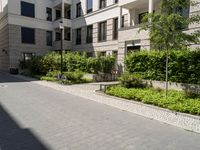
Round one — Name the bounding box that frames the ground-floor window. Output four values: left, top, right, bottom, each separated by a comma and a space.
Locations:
23, 52, 35, 62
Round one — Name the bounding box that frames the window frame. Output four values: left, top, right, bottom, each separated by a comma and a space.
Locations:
21, 1, 35, 18
21, 27, 35, 44
86, 25, 93, 43
87, 0, 93, 14
76, 28, 82, 45
98, 21, 107, 42
113, 17, 118, 40
46, 31, 53, 46
46, 7, 52, 21
99, 0, 106, 9
76, 2, 82, 18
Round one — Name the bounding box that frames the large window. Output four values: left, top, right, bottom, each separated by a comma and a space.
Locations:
21, 1, 35, 18
99, 0, 106, 9
56, 32, 61, 41
46, 7, 52, 21
55, 10, 61, 20
113, 18, 118, 40
46, 31, 53, 46
64, 28, 71, 41
87, 0, 93, 13
76, 2, 82, 18
76, 28, 82, 45
98, 21, 107, 42
21, 27, 35, 44
176, 7, 190, 29
86, 25, 93, 43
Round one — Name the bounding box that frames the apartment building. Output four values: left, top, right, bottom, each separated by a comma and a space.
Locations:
0, 0, 199, 71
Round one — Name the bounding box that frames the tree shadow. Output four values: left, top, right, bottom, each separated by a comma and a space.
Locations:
0, 104, 51, 150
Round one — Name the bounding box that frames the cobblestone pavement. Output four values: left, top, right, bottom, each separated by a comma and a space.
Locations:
0, 72, 200, 150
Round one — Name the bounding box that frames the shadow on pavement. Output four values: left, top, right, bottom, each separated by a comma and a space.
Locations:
0, 72, 37, 83
0, 104, 50, 150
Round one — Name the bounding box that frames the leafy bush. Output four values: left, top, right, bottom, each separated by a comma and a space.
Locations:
125, 50, 200, 84
63, 71, 84, 82
24, 52, 116, 75
87, 56, 116, 74
46, 70, 60, 78
106, 86, 200, 115
119, 72, 145, 88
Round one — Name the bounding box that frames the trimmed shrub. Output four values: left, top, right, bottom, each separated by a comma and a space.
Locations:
125, 50, 200, 84
24, 52, 116, 75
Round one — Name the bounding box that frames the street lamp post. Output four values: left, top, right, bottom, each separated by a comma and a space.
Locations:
59, 21, 64, 77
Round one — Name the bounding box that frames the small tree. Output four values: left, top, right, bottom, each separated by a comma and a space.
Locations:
140, 0, 200, 97
141, 0, 200, 50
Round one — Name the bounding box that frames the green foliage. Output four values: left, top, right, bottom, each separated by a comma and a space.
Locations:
40, 76, 59, 82
106, 86, 200, 115
119, 72, 145, 88
46, 70, 60, 78
25, 52, 116, 75
125, 50, 200, 84
63, 71, 84, 82
140, 0, 200, 50
87, 56, 116, 74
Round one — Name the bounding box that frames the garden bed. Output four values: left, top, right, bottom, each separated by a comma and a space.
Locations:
106, 86, 200, 116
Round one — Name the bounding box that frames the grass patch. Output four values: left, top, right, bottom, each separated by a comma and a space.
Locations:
106, 86, 200, 115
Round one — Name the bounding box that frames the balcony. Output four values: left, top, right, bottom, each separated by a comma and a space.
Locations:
53, 0, 71, 7
53, 18, 71, 28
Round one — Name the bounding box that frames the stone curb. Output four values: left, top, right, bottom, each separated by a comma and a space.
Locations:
13, 74, 200, 134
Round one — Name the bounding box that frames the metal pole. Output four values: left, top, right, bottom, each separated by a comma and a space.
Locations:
61, 28, 63, 76
165, 47, 169, 98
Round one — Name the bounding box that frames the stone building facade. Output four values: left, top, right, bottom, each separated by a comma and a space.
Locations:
0, 0, 199, 71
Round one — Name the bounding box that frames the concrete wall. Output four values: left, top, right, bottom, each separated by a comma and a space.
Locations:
8, 24, 52, 68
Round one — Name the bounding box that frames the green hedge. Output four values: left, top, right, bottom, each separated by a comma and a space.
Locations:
24, 52, 116, 75
106, 86, 200, 115
125, 50, 200, 84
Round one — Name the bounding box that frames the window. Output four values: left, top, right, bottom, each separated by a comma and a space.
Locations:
46, 7, 52, 21
175, 7, 190, 29
87, 52, 93, 57
64, 28, 71, 41
121, 16, 125, 27
113, 18, 118, 40
65, 6, 71, 19
100, 51, 106, 56
138, 12, 148, 24
76, 28, 82, 45
114, 0, 118, 4
46, 31, 53, 46
98, 21, 107, 42
113, 51, 118, 58
76, 2, 81, 18
55, 10, 61, 20
56, 32, 61, 41
87, 0, 93, 13
86, 25, 93, 43
21, 27, 35, 44
23, 52, 35, 62
21, 1, 35, 18
99, 0, 106, 9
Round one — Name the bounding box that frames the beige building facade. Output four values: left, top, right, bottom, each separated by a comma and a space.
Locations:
0, 0, 200, 71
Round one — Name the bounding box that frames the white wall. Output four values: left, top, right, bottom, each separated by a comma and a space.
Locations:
0, 0, 8, 19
